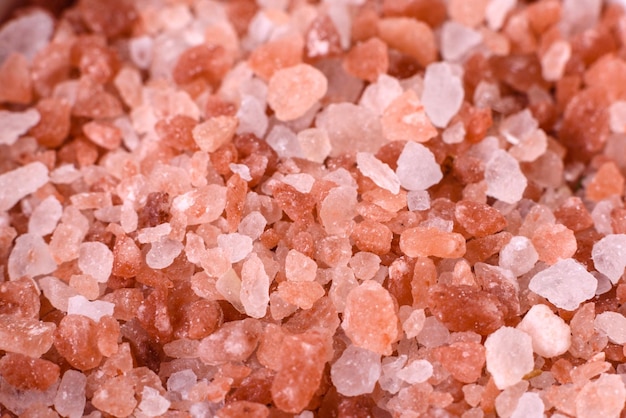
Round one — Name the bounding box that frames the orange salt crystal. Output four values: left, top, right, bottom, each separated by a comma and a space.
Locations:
388, 256, 416, 306
283, 296, 340, 335
351, 220, 393, 255
452, 153, 485, 184
531, 223, 577, 265
454, 200, 507, 238
351, 8, 379, 42
101, 288, 143, 321
137, 288, 173, 342
342, 281, 398, 355
29, 98, 71, 148
448, 0, 489, 27
382, 0, 447, 28
205, 95, 237, 118
381, 90, 438, 143
584, 55, 626, 101
343, 37, 389, 82
31, 42, 71, 97
554, 196, 594, 232
82, 120, 122, 150
79, 0, 137, 38
225, 173, 248, 232
267, 64, 328, 122
400, 226, 466, 258
248, 35, 303, 81
526, 0, 561, 35
71, 35, 119, 84
197, 319, 262, 365
91, 375, 137, 418
316, 235, 352, 268
272, 182, 316, 224
173, 44, 232, 87
561, 87, 610, 159
112, 235, 142, 278
611, 207, 626, 234
0, 352, 59, 391
192, 116, 237, 154
377, 17, 437, 68
226, 0, 259, 36
155, 115, 198, 151
277, 281, 325, 310
457, 103, 493, 143
174, 299, 223, 340
0, 314, 55, 358
0, 53, 32, 104
433, 341, 486, 383
489, 53, 547, 93
216, 401, 270, 418
73, 77, 123, 119
54, 314, 102, 370
97, 315, 120, 357
411, 256, 438, 308
586, 161, 625, 202
0, 277, 40, 318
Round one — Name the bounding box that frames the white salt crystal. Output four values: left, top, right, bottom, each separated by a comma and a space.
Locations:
499, 109, 538, 145
138, 386, 171, 417
138, 223, 172, 243
54, 370, 86, 418
595, 311, 626, 344
129, 35, 154, 69
297, 128, 332, 163
50, 164, 82, 184
422, 62, 464, 128
240, 253, 270, 319
282, 173, 315, 194
402, 308, 426, 339
295, 412, 314, 418
485, 150, 527, 204
167, 369, 197, 399
39, 275, 79, 312
236, 95, 268, 138
417, 316, 450, 348
609, 101, 626, 133
407, 190, 431, 211
217, 233, 254, 263
379, 355, 407, 394
229, 163, 252, 181
0, 109, 40, 145
499, 236, 539, 277
67, 295, 114, 322
594, 272, 613, 295
0, 162, 49, 211
146, 238, 184, 269
78, 242, 113, 283
591, 234, 626, 284
442, 121, 466, 144
356, 152, 401, 194
486, 0, 516, 31
440, 21, 483, 62
330, 345, 381, 396
238, 211, 267, 240
541, 40, 571, 82
591, 198, 619, 235
528, 259, 597, 311
0, 10, 54, 62
397, 360, 433, 384
517, 304, 571, 357
285, 249, 317, 282
359, 74, 404, 116
510, 392, 544, 418
485, 327, 534, 389
266, 125, 302, 159
396, 142, 443, 191
28, 196, 62, 236
8, 233, 56, 280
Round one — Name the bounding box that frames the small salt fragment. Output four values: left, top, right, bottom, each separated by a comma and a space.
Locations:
484, 150, 527, 204
146, 238, 184, 269
286, 250, 317, 282
381, 90, 437, 143
265, 124, 302, 159
216, 269, 244, 312
485, 326, 534, 389
238, 211, 267, 240
229, 164, 252, 181
82, 121, 122, 150
129, 35, 153, 70
167, 369, 197, 399
486, 0, 516, 31
517, 304, 571, 357
282, 173, 315, 194
591, 198, 619, 235
8, 233, 56, 280
138, 386, 171, 417
320, 186, 358, 235
240, 253, 270, 319
510, 392, 544, 418
0, 109, 40, 145
417, 316, 450, 348
67, 295, 114, 322
440, 21, 483, 62
422, 62, 464, 128
54, 370, 86, 418
402, 308, 426, 339
575, 374, 626, 418
296, 128, 331, 163
267, 64, 327, 121
396, 142, 443, 191
397, 360, 434, 384
499, 109, 538, 145
528, 259, 597, 311
0, 10, 54, 62
39, 276, 78, 312
379, 355, 407, 394
591, 234, 626, 284
359, 74, 404, 116
331, 345, 381, 396
217, 233, 254, 263
50, 164, 81, 184
356, 152, 401, 194
236, 95, 268, 138
541, 40, 571, 82
138, 224, 172, 243
0, 162, 49, 211
407, 190, 431, 211
0, 314, 55, 358
193, 116, 237, 153
595, 312, 626, 344
78, 242, 113, 283
442, 121, 466, 144
499, 236, 539, 276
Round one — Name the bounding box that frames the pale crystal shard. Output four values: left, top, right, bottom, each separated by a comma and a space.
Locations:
485, 326, 534, 389
498, 236, 539, 276
379, 355, 407, 394
594, 312, 626, 344
442, 121, 466, 144
320, 186, 357, 235
267, 64, 327, 121
381, 90, 437, 143
192, 116, 237, 153
440, 21, 482, 62
240, 253, 270, 319
407, 190, 431, 211
0, 314, 55, 358
356, 152, 401, 194
54, 370, 87, 418
8, 233, 57, 280
146, 238, 184, 269
296, 128, 332, 163
528, 259, 597, 311
217, 233, 253, 263
330, 345, 381, 396
560, 0, 602, 36
39, 275, 78, 312
499, 109, 538, 145
421, 62, 464, 128
541, 40, 571, 82
67, 295, 114, 322
0, 162, 49, 211
285, 249, 317, 282
486, 0, 516, 31
396, 142, 443, 191
28, 195, 63, 236
591, 234, 626, 284
359, 74, 404, 116
510, 392, 544, 418
575, 374, 626, 418
138, 386, 171, 417
396, 360, 434, 384
485, 150, 527, 203
517, 304, 571, 357
238, 211, 267, 240
0, 109, 40, 145
236, 95, 268, 138
0, 10, 54, 62
266, 124, 302, 159
78, 242, 113, 283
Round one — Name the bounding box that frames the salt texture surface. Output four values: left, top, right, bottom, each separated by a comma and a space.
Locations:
54, 370, 87, 418
67, 295, 114, 322
78, 242, 114, 283
440, 21, 482, 62
499, 236, 539, 276
240, 253, 270, 319
594, 311, 626, 344
356, 152, 401, 194
421, 62, 464, 128
484, 150, 527, 203
396, 142, 443, 191
510, 392, 545, 418
591, 234, 626, 284
330, 345, 381, 396
8, 233, 57, 280
485, 326, 534, 389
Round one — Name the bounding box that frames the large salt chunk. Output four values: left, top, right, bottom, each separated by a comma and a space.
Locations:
440, 21, 482, 62
595, 311, 626, 344
39, 276, 78, 312
575, 373, 626, 418
499, 236, 539, 277
266, 124, 302, 159
484, 150, 527, 203
517, 304, 571, 357
78, 242, 113, 283
0, 109, 40, 145
510, 392, 545, 418
138, 386, 171, 417
217, 233, 253, 263
421, 62, 464, 128
240, 253, 270, 319
28, 195, 63, 236
330, 345, 381, 396
236, 95, 268, 138
8, 233, 56, 280
528, 259, 597, 311
356, 152, 401, 194
267, 64, 327, 121
485, 327, 534, 389
0, 10, 54, 62
396, 142, 443, 191
146, 238, 184, 269
54, 370, 86, 418
67, 295, 114, 322
285, 249, 317, 282
0, 162, 49, 211
0, 314, 55, 358
591, 234, 626, 284
320, 186, 357, 236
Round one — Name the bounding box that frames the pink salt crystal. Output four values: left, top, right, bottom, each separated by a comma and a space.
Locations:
331, 345, 381, 396
0, 10, 54, 62
277, 281, 325, 310
434, 341, 486, 383
377, 17, 436, 68
422, 62, 464, 128
171, 184, 227, 226
592, 234, 626, 284
485, 326, 534, 389
265, 125, 302, 159
609, 101, 626, 133
510, 392, 544, 418
0, 352, 59, 391
67, 295, 114, 322
138, 386, 171, 417
499, 236, 539, 276
0, 53, 32, 104
238, 211, 267, 240
343, 37, 388, 82
217, 233, 253, 263
319, 186, 358, 235
575, 373, 626, 418
7, 233, 56, 280
442, 121, 466, 144
397, 359, 433, 384
54, 314, 101, 371
0, 109, 40, 146
82, 120, 122, 150
441, 21, 483, 62
495, 381, 529, 418
586, 162, 625, 202
39, 276, 78, 312
486, 0, 516, 30
285, 249, 317, 282
416, 315, 451, 348
54, 370, 86, 418
484, 150, 527, 203
0, 314, 55, 358
528, 259, 597, 311
0, 161, 49, 211
381, 90, 438, 143
267, 64, 327, 122
197, 319, 262, 365
296, 128, 332, 163
114, 66, 143, 108
531, 223, 577, 265
356, 152, 401, 194
541, 40, 571, 82
78, 242, 113, 283
92, 375, 137, 418
359, 74, 403, 116
28, 196, 62, 236
517, 304, 571, 357
192, 116, 238, 153
236, 95, 268, 138
146, 238, 184, 269
402, 308, 426, 339
349, 252, 381, 281
240, 253, 270, 318
400, 226, 466, 258
594, 312, 626, 344
342, 280, 398, 355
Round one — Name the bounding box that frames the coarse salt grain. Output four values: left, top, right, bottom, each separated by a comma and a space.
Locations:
594, 311, 626, 344
0, 108, 40, 145
267, 64, 327, 121
330, 345, 381, 397
517, 304, 571, 357
356, 152, 401, 194
421, 62, 464, 128
78, 242, 113, 283
0, 162, 49, 212
484, 150, 527, 204
591, 234, 626, 284
485, 326, 534, 389
396, 142, 443, 191
67, 295, 114, 322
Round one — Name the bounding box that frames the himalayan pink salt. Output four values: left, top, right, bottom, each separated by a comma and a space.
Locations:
396, 142, 442, 191
0, 315, 54, 358
39, 275, 79, 312
92, 375, 137, 418
78, 242, 113, 283
331, 345, 381, 396
54, 370, 87, 418
112, 235, 142, 278
192, 116, 238, 153
0, 352, 59, 391
554, 196, 594, 232
0, 278, 40, 318
285, 249, 317, 282
541, 40, 571, 82
171, 184, 227, 225
517, 304, 571, 357
343, 37, 388, 82
401, 307, 426, 339
575, 373, 626, 418
455, 200, 507, 238
30, 98, 72, 148
328, 267, 359, 313
248, 35, 303, 81
236, 95, 268, 138
441, 21, 483, 62
531, 223, 577, 265
240, 253, 270, 318
498, 236, 539, 276
400, 226, 466, 258
296, 128, 332, 163
277, 281, 325, 310
529, 259, 597, 311
357, 152, 400, 194
305, 13, 343, 58
351, 220, 392, 256
238, 211, 267, 241
82, 120, 122, 150
146, 238, 184, 269
422, 62, 464, 128
138, 386, 171, 417
381, 90, 437, 143
0, 53, 32, 104
396, 360, 433, 384
586, 161, 625, 202
198, 319, 262, 365
485, 326, 534, 389
216, 401, 269, 418
54, 314, 102, 371
67, 295, 114, 322
359, 74, 403, 116
267, 64, 327, 121
416, 315, 450, 348
7, 233, 57, 280
485, 150, 527, 203
319, 186, 358, 235
0, 162, 49, 211
433, 341, 486, 383
0, 10, 53, 62
349, 252, 381, 281
217, 233, 253, 263
342, 281, 398, 355
594, 312, 626, 344
0, 108, 40, 146
377, 17, 436, 67
485, 0, 516, 30
592, 234, 626, 284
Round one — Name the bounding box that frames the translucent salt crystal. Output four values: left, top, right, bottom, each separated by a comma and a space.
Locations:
359, 74, 403, 116
138, 386, 171, 417
229, 163, 252, 181
417, 316, 450, 348
236, 95, 268, 138
0, 314, 55, 358
541, 40, 571, 82
120, 201, 138, 233
146, 238, 184, 269
320, 186, 358, 235
67, 295, 114, 322
591, 234, 626, 284
356, 152, 401, 194
50, 164, 81, 184
510, 392, 544, 418
215, 269, 244, 312
0, 162, 49, 211
379, 355, 407, 394
397, 360, 433, 384
381, 90, 437, 143
8, 233, 56, 280
499, 236, 539, 277
193, 116, 238, 153
266, 124, 302, 158
267, 64, 327, 121
78, 242, 113, 283
349, 252, 381, 281
331, 345, 381, 396
39, 276, 78, 312
609, 101, 626, 133
560, 0, 602, 36
282, 173, 315, 194
422, 62, 464, 128
517, 304, 571, 357
402, 308, 426, 339
442, 121, 466, 144
440, 21, 482, 62
217, 233, 253, 263
591, 198, 618, 235
485, 150, 527, 204
0, 10, 54, 62
54, 370, 86, 418
594, 312, 626, 344
167, 369, 197, 399
0, 109, 40, 145
297, 128, 332, 163
486, 0, 516, 31
485, 326, 534, 389
575, 374, 626, 418
499, 109, 538, 145
407, 190, 431, 211
137, 223, 172, 243
238, 211, 267, 240
396, 142, 443, 191
528, 259, 597, 311
285, 250, 317, 282
240, 253, 270, 319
